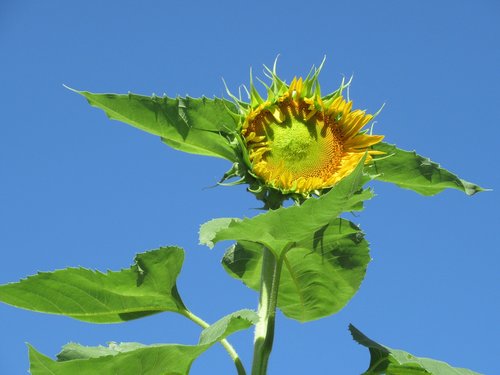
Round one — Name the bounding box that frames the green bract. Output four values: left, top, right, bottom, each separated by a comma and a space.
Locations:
0, 61, 486, 375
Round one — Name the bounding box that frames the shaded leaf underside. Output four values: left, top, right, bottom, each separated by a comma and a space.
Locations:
223, 218, 370, 322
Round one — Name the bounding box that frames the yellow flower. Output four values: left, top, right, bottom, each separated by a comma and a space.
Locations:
239, 66, 384, 195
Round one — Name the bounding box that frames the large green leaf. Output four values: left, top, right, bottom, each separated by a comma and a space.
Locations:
349, 324, 482, 375
200, 155, 373, 257
223, 219, 370, 322
73, 89, 239, 161
0, 247, 186, 323
368, 143, 484, 196
29, 309, 258, 375
29, 343, 204, 375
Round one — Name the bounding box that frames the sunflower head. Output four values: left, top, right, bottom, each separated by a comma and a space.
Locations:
226, 60, 384, 206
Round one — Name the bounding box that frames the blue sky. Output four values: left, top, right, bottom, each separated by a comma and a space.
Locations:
1, 0, 498, 374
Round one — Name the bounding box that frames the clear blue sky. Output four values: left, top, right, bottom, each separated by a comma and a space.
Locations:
1, 1, 498, 374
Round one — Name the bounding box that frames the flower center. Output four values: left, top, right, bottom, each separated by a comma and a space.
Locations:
271, 117, 313, 162
265, 105, 343, 180
243, 98, 348, 193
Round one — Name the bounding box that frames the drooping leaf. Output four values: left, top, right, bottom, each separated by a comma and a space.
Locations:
72, 89, 239, 161
349, 324, 482, 375
0, 247, 187, 323
368, 143, 484, 196
198, 309, 259, 345
29, 310, 258, 375
223, 219, 370, 322
200, 155, 373, 257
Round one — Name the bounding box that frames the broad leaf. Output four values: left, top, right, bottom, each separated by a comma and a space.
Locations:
0, 247, 186, 323
73, 89, 239, 161
29, 343, 206, 375
29, 310, 258, 375
223, 219, 370, 322
349, 324, 482, 375
368, 143, 484, 196
200, 156, 373, 257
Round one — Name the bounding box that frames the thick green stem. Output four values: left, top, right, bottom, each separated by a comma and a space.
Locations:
181, 309, 247, 375
251, 247, 283, 375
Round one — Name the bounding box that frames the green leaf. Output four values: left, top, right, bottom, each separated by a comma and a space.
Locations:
29, 343, 205, 375
223, 219, 370, 322
200, 155, 373, 257
57, 342, 148, 361
29, 310, 257, 375
72, 89, 239, 161
0, 247, 187, 323
368, 143, 484, 196
349, 324, 482, 375
199, 309, 259, 345
198, 217, 235, 248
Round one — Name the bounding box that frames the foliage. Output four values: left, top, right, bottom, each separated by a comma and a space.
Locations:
29, 309, 257, 375
0, 63, 485, 374
0, 247, 186, 323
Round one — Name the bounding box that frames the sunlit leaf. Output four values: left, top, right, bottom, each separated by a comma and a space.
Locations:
29, 309, 258, 375
368, 143, 484, 196
72, 89, 239, 161
0, 247, 186, 323
223, 219, 370, 322
199, 309, 259, 345
349, 324, 482, 375
57, 342, 148, 361
29, 343, 205, 375
200, 156, 372, 257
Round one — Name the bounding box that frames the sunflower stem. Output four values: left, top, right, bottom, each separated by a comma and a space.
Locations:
251, 247, 283, 375
181, 309, 247, 375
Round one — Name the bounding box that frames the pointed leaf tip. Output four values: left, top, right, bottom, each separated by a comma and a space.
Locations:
350, 324, 482, 375
368, 143, 486, 196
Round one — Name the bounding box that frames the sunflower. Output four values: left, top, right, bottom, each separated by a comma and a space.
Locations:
237, 63, 384, 195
